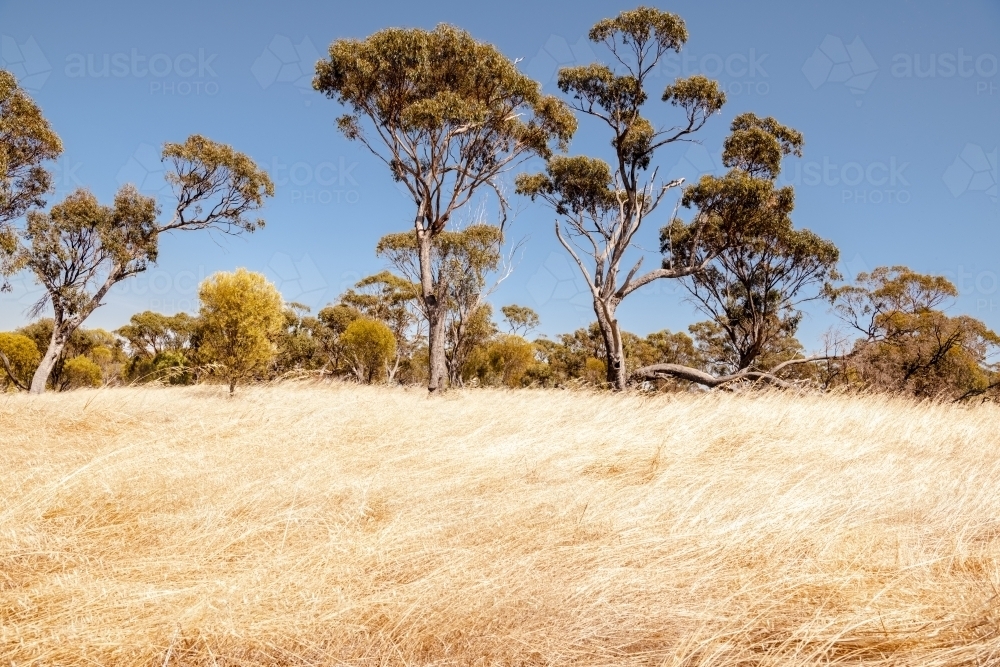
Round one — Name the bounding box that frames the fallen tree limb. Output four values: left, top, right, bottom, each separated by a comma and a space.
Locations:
631, 355, 843, 390
0, 350, 28, 392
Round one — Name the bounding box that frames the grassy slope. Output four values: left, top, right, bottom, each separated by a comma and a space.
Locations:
1, 384, 999, 665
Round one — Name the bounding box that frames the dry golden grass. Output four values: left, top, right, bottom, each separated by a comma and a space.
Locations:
2, 384, 999, 665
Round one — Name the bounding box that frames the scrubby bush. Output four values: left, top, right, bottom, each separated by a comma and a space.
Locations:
340, 318, 396, 384
198, 269, 285, 394
61, 355, 102, 389
0, 332, 41, 390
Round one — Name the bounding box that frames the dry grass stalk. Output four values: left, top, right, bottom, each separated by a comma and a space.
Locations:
2, 384, 999, 665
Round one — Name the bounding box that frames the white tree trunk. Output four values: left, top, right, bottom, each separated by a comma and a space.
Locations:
29, 324, 68, 394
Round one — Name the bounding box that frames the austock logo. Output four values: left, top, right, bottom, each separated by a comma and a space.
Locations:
264, 253, 329, 311
943, 144, 998, 204
115, 144, 172, 198
665, 144, 718, 184
802, 35, 878, 106
0, 35, 51, 91
524, 35, 597, 89
111, 265, 207, 313
252, 35, 321, 99
526, 252, 591, 312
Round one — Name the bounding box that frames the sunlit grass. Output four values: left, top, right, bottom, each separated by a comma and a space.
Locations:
2, 383, 999, 665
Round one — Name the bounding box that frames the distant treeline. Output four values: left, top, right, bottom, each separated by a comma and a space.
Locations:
3, 263, 997, 401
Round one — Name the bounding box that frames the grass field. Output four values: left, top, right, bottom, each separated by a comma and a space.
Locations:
2, 384, 999, 665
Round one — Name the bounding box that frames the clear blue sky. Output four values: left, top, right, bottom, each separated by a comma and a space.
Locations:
1, 0, 998, 350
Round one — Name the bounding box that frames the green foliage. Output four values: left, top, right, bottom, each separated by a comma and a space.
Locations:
0, 332, 40, 390
340, 271, 419, 343
315, 23, 576, 390
61, 355, 102, 389
340, 318, 397, 384
127, 350, 193, 385
466, 334, 536, 388
23, 187, 160, 312
318, 303, 361, 335
0, 68, 63, 275
160, 135, 275, 233
722, 112, 804, 179
314, 23, 575, 168
667, 221, 839, 372
828, 267, 1000, 399
117, 311, 196, 357
515, 6, 731, 390
377, 225, 504, 386
588, 6, 687, 52
14, 320, 122, 390
198, 269, 285, 393
500, 305, 539, 336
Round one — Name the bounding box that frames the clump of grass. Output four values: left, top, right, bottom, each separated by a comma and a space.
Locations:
2, 384, 999, 665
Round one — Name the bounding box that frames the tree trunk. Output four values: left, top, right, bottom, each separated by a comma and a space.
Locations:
417, 226, 448, 392
29, 322, 70, 394
593, 298, 627, 391
445, 317, 469, 388
427, 307, 448, 391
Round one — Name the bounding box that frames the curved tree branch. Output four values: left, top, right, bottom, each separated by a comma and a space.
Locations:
631, 354, 846, 389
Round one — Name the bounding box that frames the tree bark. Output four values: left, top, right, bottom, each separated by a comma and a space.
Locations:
427, 308, 448, 391
417, 222, 448, 392
29, 319, 71, 394
0, 351, 28, 391
593, 298, 627, 391
631, 356, 841, 390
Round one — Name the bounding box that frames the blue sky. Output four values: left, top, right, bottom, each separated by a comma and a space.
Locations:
1, 0, 998, 350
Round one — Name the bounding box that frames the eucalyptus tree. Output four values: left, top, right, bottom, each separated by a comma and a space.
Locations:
375, 224, 504, 386
0, 69, 62, 383
656, 215, 839, 376
827, 267, 1000, 399
20, 136, 273, 393
313, 24, 576, 391
198, 268, 285, 395
0, 69, 63, 279
632, 114, 838, 389
500, 304, 540, 336
515, 6, 727, 390
340, 271, 421, 380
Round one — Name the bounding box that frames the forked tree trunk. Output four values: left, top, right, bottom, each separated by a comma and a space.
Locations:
593, 298, 627, 391
417, 225, 449, 392
427, 308, 448, 391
